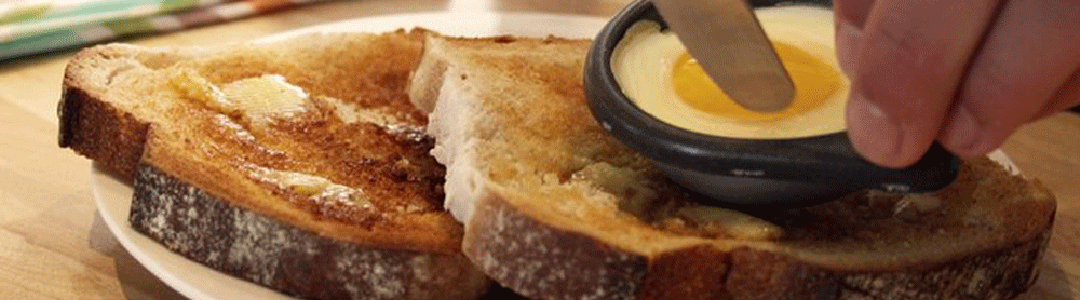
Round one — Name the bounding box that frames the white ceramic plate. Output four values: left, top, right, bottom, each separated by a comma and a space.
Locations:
90, 12, 608, 300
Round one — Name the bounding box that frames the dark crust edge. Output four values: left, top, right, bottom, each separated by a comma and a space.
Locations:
129, 163, 490, 300
836, 213, 1053, 300
463, 193, 647, 300
59, 84, 148, 182
464, 189, 1055, 300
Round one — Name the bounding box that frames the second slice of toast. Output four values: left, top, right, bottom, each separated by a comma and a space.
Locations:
408, 35, 1057, 300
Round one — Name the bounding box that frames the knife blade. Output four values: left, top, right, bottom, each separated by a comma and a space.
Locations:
651, 0, 795, 112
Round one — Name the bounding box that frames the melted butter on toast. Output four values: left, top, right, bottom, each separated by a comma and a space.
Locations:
323, 96, 427, 139
168, 68, 445, 228
170, 69, 308, 125
670, 205, 783, 240
569, 161, 782, 241
244, 164, 374, 208
223, 74, 308, 123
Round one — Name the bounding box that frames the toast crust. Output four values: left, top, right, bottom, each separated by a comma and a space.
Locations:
463, 187, 646, 300
59, 83, 149, 181
461, 169, 1052, 300
130, 162, 488, 300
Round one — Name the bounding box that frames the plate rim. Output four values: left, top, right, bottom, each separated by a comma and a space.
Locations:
91, 165, 227, 300
258, 11, 610, 42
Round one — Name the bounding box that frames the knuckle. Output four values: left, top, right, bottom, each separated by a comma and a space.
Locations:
870, 26, 936, 69
857, 30, 954, 117
961, 65, 1039, 131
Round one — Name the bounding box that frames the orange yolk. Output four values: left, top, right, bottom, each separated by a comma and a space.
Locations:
671, 42, 842, 122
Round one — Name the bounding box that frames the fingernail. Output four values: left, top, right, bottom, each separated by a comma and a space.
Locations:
847, 93, 904, 167
941, 106, 981, 153
836, 20, 862, 76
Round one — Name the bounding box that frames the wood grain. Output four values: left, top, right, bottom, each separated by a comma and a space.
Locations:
0, 0, 1075, 299
1003, 113, 1080, 300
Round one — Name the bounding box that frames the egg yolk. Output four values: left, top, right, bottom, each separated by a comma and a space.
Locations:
671, 42, 842, 122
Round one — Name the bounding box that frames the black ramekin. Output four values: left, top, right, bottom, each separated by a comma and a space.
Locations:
583, 0, 959, 207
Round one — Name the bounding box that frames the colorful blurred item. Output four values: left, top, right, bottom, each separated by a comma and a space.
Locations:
1, 0, 327, 60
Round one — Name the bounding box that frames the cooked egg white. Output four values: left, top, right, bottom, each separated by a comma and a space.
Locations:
612, 6, 849, 139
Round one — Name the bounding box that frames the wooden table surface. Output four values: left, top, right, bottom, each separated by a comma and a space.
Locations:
0, 0, 1075, 299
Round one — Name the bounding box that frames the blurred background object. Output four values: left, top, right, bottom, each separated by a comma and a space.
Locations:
0, 0, 329, 60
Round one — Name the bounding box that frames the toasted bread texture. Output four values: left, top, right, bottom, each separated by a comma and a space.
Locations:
407, 35, 1057, 300
60, 30, 491, 300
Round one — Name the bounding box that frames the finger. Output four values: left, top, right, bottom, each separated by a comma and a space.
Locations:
939, 0, 1080, 156
845, 0, 1003, 168
833, 0, 877, 74
1030, 68, 1080, 121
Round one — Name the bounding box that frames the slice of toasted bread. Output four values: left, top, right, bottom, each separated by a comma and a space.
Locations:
59, 30, 491, 300
407, 35, 1057, 300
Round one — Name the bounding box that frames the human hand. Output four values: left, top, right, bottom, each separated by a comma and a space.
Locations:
834, 0, 1080, 168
